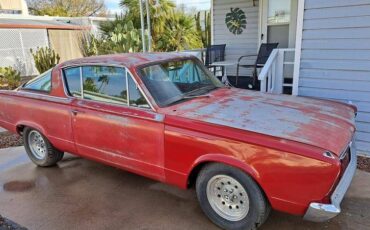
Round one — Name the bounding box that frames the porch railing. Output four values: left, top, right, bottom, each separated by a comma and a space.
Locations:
258, 48, 295, 94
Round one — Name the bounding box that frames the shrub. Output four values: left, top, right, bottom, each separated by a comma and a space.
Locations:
30, 47, 61, 74
0, 67, 21, 90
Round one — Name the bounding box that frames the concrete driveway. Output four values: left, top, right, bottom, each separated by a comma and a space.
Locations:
0, 147, 370, 230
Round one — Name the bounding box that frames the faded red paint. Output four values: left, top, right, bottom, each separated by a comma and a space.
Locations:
0, 53, 356, 217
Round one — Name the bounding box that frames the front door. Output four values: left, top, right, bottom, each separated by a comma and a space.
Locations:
260, 0, 298, 48
63, 65, 165, 181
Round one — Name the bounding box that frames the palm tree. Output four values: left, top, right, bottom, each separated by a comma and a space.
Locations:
157, 10, 202, 51
119, 0, 175, 50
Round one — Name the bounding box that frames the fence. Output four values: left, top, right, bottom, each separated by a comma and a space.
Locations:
0, 28, 49, 76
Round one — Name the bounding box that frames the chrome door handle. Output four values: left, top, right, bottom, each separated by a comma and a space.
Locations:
71, 110, 79, 116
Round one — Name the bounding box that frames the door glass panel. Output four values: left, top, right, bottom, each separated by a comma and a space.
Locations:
268, 25, 289, 48
128, 73, 150, 109
82, 66, 128, 105
64, 67, 82, 97
268, 0, 291, 25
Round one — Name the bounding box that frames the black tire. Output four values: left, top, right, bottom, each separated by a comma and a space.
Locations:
196, 163, 270, 230
23, 127, 64, 167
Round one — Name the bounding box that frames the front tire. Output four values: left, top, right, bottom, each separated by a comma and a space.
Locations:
23, 127, 64, 167
196, 163, 270, 230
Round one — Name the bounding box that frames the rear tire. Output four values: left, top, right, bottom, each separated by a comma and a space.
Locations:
196, 163, 270, 230
23, 127, 64, 167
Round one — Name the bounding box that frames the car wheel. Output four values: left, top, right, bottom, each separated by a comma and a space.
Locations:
23, 127, 64, 167
196, 163, 270, 230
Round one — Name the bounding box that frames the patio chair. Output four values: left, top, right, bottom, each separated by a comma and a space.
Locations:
205, 44, 226, 76
236, 43, 279, 88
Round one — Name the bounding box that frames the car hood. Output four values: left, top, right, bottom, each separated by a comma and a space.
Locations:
163, 88, 356, 155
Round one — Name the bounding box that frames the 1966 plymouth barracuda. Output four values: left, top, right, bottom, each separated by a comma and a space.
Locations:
0, 53, 357, 230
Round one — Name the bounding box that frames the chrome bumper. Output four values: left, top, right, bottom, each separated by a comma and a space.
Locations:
303, 141, 357, 222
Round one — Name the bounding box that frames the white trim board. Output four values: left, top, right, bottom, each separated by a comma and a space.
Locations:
292, 0, 305, 96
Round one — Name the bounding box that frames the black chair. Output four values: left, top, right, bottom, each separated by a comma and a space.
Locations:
236, 43, 279, 88
205, 44, 226, 76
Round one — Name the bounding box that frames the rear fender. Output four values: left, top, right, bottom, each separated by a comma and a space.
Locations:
15, 121, 47, 137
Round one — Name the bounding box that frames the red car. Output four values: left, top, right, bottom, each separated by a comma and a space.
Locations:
0, 53, 357, 230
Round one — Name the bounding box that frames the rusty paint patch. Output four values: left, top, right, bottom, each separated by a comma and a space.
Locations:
162, 88, 356, 154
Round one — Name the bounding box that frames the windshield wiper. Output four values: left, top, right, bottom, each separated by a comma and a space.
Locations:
183, 94, 210, 99
185, 85, 218, 97
166, 94, 210, 107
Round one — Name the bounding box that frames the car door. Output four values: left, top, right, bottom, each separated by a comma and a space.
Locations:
63, 65, 165, 181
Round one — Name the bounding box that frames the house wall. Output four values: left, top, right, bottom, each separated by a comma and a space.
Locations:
298, 0, 370, 155
212, 0, 259, 76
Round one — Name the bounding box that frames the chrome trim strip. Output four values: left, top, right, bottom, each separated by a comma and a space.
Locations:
79, 66, 84, 99
16, 91, 71, 102
303, 140, 357, 222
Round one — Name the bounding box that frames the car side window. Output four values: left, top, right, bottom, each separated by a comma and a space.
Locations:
82, 66, 128, 105
128, 73, 150, 109
64, 67, 82, 98
23, 70, 52, 92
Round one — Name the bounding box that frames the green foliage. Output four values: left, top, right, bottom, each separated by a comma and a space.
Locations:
94, 0, 205, 53
0, 67, 21, 90
30, 47, 61, 74
109, 21, 143, 53
80, 33, 100, 57
195, 11, 211, 48
27, 0, 106, 17
157, 10, 202, 51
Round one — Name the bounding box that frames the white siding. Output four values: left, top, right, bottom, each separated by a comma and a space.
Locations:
212, 0, 259, 76
298, 0, 370, 155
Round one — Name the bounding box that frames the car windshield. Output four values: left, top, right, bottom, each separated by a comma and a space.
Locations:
139, 58, 224, 107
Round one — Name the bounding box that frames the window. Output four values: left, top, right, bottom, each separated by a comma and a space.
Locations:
23, 69, 52, 92
63, 65, 150, 109
128, 73, 150, 108
64, 67, 81, 97
139, 59, 222, 107
82, 66, 128, 105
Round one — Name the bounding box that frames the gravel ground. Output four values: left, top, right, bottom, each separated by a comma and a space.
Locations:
0, 132, 23, 149
0, 215, 27, 230
358, 156, 370, 173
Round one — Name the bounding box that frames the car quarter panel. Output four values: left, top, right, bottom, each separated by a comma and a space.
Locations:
0, 91, 75, 153
163, 116, 341, 215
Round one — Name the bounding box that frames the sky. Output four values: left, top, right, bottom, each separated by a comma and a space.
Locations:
105, 0, 210, 15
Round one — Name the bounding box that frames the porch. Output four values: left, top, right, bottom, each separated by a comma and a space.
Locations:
210, 0, 300, 95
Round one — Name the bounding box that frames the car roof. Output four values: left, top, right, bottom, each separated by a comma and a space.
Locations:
59, 52, 197, 69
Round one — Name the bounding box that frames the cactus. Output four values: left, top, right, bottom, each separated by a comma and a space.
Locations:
79, 33, 100, 57
30, 47, 61, 74
109, 21, 143, 53
195, 11, 211, 48
0, 67, 21, 90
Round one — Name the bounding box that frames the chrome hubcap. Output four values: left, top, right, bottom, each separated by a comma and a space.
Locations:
206, 175, 250, 221
28, 130, 47, 160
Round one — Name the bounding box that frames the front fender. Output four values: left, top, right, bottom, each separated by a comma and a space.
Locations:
188, 153, 261, 185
